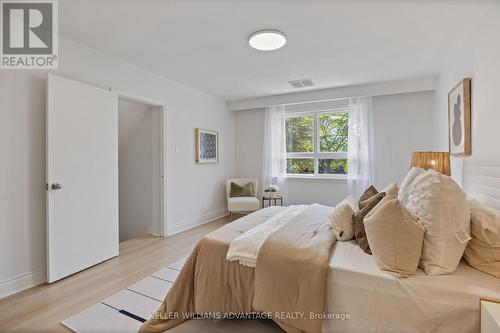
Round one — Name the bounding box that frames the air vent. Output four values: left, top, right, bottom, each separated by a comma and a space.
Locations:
288, 78, 314, 88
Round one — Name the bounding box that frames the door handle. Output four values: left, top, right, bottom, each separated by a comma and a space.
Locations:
51, 183, 63, 190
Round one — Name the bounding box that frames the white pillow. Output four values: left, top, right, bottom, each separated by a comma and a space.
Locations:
400, 169, 470, 275
330, 196, 356, 241
398, 167, 425, 203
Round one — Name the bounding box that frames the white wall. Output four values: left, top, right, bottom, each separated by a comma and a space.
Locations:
372, 91, 435, 189
234, 109, 265, 185
432, 3, 500, 178
234, 91, 434, 206
118, 100, 159, 241
0, 37, 235, 298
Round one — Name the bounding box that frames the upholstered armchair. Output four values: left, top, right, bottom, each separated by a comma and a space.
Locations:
226, 178, 260, 221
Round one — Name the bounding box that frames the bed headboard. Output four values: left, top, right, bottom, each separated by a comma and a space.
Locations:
462, 155, 500, 210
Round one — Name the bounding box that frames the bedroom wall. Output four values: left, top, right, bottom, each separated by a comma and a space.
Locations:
432, 2, 500, 181
0, 37, 235, 298
372, 92, 435, 188
235, 91, 434, 206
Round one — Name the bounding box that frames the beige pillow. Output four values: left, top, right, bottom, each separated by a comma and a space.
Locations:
330, 196, 356, 241
400, 169, 470, 275
364, 194, 425, 278
464, 199, 500, 278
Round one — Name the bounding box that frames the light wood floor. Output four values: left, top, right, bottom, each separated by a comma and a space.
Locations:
0, 217, 228, 333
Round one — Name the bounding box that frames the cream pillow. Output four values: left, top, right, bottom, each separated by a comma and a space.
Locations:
364, 194, 425, 278
400, 169, 470, 275
382, 183, 399, 197
398, 167, 425, 203
330, 196, 356, 241
464, 199, 500, 278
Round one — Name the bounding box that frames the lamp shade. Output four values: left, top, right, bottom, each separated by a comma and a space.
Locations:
411, 151, 451, 176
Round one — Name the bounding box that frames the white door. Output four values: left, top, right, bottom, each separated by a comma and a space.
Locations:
46, 74, 119, 283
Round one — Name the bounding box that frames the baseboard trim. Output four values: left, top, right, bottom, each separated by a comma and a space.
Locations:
0, 210, 228, 298
167, 208, 228, 236
0, 269, 47, 299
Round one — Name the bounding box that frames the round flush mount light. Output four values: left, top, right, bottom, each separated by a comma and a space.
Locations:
248, 30, 287, 51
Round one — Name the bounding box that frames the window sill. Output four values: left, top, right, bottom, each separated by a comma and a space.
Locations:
284, 175, 347, 182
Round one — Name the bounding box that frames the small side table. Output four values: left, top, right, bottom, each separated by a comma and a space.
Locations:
481, 298, 500, 333
262, 195, 283, 208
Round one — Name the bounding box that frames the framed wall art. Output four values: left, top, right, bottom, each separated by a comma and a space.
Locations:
448, 78, 471, 156
195, 128, 218, 163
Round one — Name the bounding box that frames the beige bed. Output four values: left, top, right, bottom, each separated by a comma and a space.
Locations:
141, 204, 500, 333
140, 205, 336, 333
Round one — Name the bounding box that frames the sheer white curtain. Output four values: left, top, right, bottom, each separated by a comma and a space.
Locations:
348, 97, 374, 199
262, 105, 287, 196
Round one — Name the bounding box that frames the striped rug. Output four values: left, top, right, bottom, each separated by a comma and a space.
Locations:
62, 257, 187, 333
62, 256, 284, 333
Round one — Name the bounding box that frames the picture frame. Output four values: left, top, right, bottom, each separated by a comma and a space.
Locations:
448, 78, 471, 156
195, 128, 218, 163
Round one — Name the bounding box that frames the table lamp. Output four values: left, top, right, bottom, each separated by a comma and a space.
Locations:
411, 151, 451, 176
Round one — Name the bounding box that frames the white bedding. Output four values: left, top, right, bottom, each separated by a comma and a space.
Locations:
322, 240, 500, 333
226, 205, 306, 267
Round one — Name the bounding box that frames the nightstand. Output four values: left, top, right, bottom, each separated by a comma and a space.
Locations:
481, 298, 500, 333
262, 195, 283, 208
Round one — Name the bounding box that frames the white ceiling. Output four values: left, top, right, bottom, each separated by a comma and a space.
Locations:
59, 0, 492, 101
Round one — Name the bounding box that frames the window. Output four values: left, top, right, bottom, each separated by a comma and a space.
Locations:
285, 111, 348, 177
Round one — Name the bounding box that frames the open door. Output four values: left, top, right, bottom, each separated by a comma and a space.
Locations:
46, 74, 118, 283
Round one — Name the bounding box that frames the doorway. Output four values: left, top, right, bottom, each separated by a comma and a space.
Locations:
46, 74, 167, 282
117, 95, 165, 242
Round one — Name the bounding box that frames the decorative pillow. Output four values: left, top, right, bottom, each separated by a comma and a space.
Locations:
230, 182, 254, 198
358, 185, 378, 208
353, 192, 386, 254
330, 196, 356, 241
400, 169, 470, 275
382, 183, 399, 197
364, 194, 425, 278
463, 199, 500, 278
398, 167, 425, 203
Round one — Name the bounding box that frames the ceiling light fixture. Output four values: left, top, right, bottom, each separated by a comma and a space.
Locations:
248, 30, 287, 51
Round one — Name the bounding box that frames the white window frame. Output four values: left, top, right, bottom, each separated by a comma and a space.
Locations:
285, 108, 350, 179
